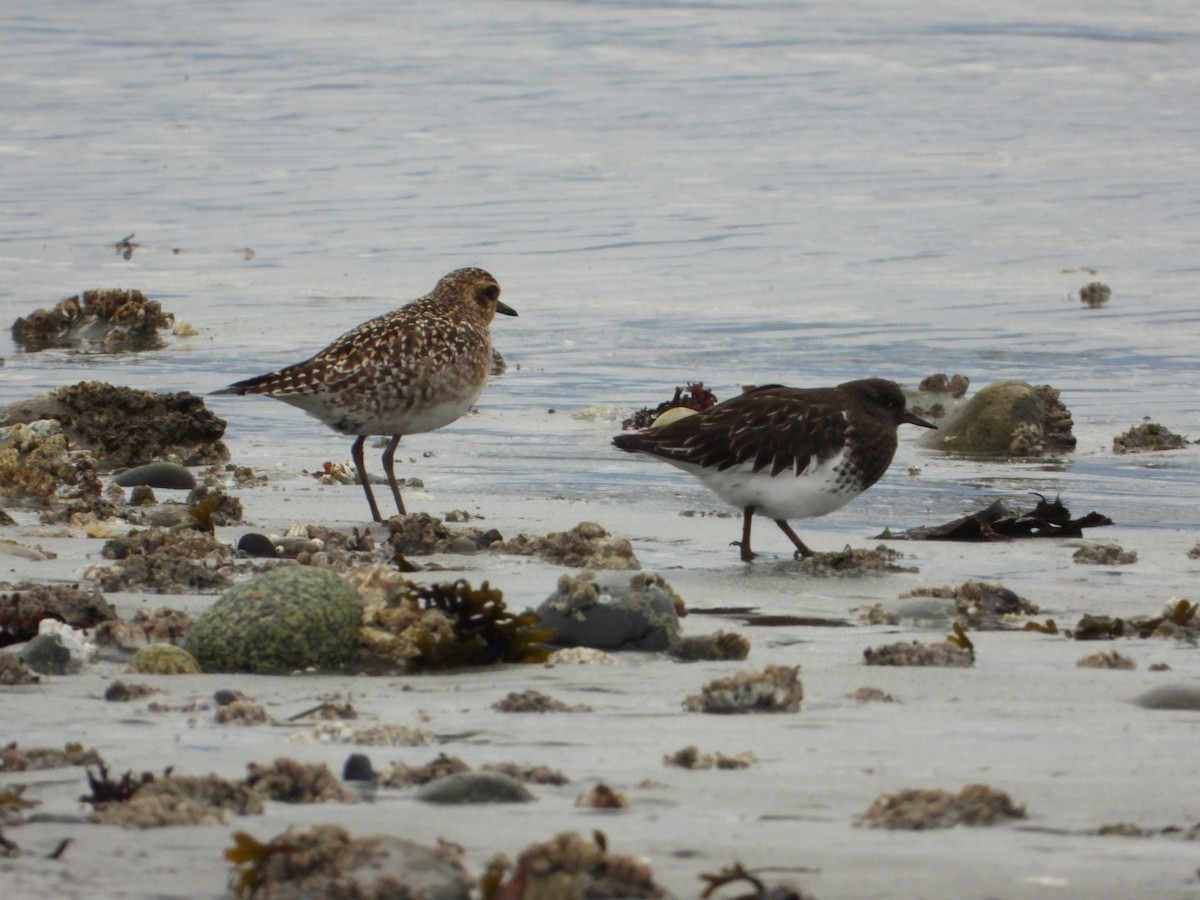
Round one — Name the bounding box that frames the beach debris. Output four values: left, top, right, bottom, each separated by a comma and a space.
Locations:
907, 373, 971, 422
104, 680, 161, 702
112, 461, 196, 490
576, 782, 628, 809
700, 862, 815, 900
1113, 421, 1189, 454
1073, 543, 1137, 565
88, 769, 264, 828
1079, 281, 1111, 308
0, 581, 115, 647
897, 580, 1040, 628
916, 380, 1075, 457
881, 495, 1112, 541
546, 646, 620, 665
622, 382, 719, 431
847, 687, 896, 703
128, 642, 201, 674
497, 521, 641, 569
668, 630, 751, 662
359, 578, 556, 670
536, 570, 681, 652
386, 510, 501, 555
245, 757, 357, 804
0, 420, 110, 518
225, 825, 472, 900
310, 721, 434, 747
790, 544, 916, 576
664, 745, 755, 770
1133, 684, 1200, 711
186, 567, 364, 673
92, 527, 237, 593
185, 485, 243, 529
481, 763, 569, 786
492, 689, 592, 713
0, 652, 39, 685
215, 701, 272, 725
858, 784, 1026, 829
92, 606, 194, 652
484, 830, 666, 899
11, 288, 176, 352
415, 771, 535, 805
285, 696, 356, 721
863, 639, 974, 667
1068, 598, 1199, 641
380, 753, 471, 788
684, 664, 803, 714
0, 382, 228, 469
1077, 649, 1136, 669
1, 742, 103, 771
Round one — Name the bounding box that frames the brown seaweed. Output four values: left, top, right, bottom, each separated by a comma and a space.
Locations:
881, 495, 1112, 541
408, 579, 557, 667
622, 382, 719, 430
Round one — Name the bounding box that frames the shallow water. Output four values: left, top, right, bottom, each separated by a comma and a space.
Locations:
2, 0, 1199, 544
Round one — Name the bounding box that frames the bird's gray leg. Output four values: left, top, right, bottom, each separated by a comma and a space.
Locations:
733, 506, 757, 561
774, 519, 815, 559
351, 435, 384, 523
381, 434, 406, 516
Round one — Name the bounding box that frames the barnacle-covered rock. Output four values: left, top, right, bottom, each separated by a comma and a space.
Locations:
0, 382, 228, 469
225, 825, 471, 900
88, 772, 263, 828
0, 581, 115, 645
244, 757, 357, 804
489, 831, 666, 899
683, 664, 803, 713
0, 420, 110, 517
1073, 543, 1137, 566
0, 742, 103, 771
917, 380, 1075, 457
91, 527, 237, 593
497, 521, 640, 570
0, 652, 39, 685
863, 639, 974, 667
858, 784, 1026, 829
1113, 422, 1189, 454
536, 570, 681, 651
186, 567, 364, 674
899, 580, 1039, 628
11, 289, 176, 352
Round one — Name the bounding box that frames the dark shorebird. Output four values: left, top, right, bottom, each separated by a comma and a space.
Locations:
212, 267, 516, 521
613, 378, 935, 561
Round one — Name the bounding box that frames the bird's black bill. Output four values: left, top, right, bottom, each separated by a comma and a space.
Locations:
496, 301, 518, 317
902, 409, 937, 429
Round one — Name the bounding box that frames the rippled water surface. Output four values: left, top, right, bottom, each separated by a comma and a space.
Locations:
3, 0, 1199, 541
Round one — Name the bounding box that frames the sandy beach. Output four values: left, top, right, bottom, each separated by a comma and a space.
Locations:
4, 458, 1200, 898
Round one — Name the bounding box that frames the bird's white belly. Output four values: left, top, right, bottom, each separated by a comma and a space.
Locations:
680, 449, 860, 520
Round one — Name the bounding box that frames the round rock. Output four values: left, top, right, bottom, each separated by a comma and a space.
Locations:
185, 566, 364, 674
536, 571, 681, 651
415, 771, 534, 805
113, 461, 197, 490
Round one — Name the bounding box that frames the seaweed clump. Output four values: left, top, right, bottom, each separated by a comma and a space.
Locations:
362, 579, 557, 669
1068, 599, 1199, 642
622, 382, 718, 431
496, 521, 640, 569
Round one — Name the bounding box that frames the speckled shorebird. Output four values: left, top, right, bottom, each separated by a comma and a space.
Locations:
612, 378, 935, 561
213, 267, 516, 521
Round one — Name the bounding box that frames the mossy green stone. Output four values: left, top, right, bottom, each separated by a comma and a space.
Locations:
130, 642, 201, 674
918, 380, 1048, 456
186, 566, 364, 673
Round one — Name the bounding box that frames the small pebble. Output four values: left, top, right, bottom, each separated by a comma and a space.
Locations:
236, 533, 278, 558
213, 689, 241, 706
343, 752, 377, 782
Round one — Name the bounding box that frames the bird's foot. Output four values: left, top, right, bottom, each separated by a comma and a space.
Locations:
731, 540, 757, 562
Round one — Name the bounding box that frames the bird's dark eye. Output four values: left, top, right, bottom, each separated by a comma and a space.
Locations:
477, 284, 499, 304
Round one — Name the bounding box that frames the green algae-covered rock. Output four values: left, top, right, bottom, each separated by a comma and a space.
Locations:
917, 380, 1075, 457
186, 567, 364, 674
129, 642, 202, 674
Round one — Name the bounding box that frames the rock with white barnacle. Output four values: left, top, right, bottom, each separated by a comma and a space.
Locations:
535, 570, 682, 651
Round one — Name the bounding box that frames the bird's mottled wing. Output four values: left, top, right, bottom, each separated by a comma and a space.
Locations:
635, 387, 850, 476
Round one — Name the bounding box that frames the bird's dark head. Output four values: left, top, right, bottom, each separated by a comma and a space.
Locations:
841, 378, 936, 429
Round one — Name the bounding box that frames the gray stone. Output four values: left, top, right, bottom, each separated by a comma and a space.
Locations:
536, 570, 681, 651
415, 771, 535, 805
